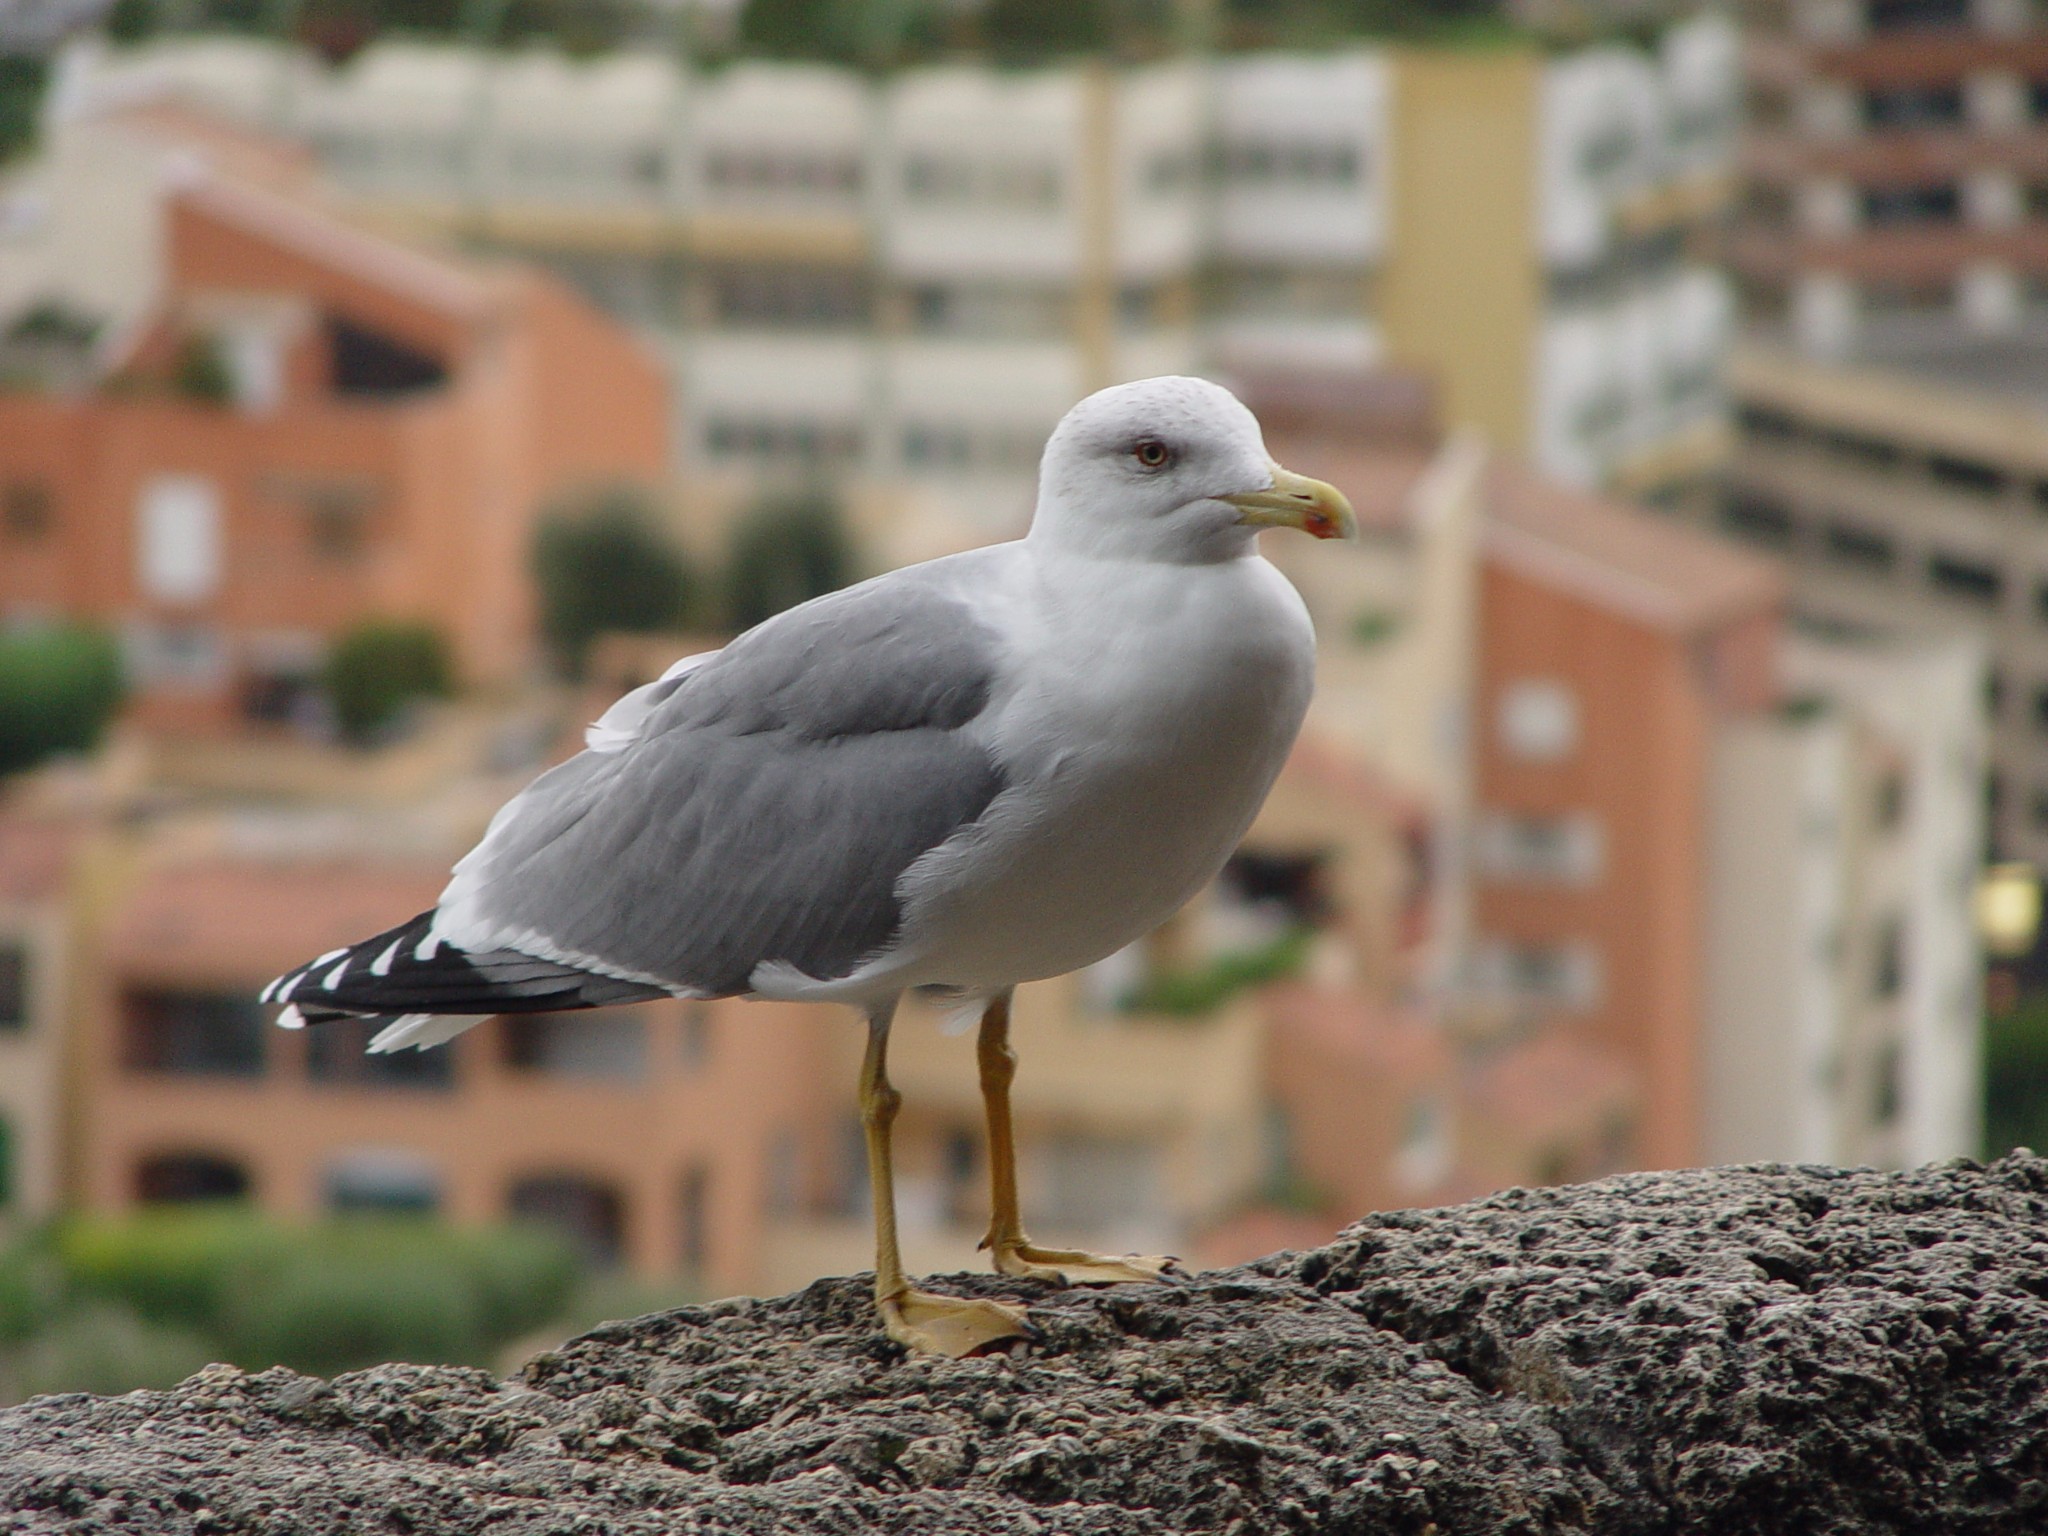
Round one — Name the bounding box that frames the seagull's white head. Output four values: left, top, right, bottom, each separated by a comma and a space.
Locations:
1029, 375, 1356, 563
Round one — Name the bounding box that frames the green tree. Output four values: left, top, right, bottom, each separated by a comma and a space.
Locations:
735, 0, 867, 63
532, 486, 697, 678
980, 0, 1111, 62
38, 1210, 583, 1392
723, 489, 857, 634
104, 0, 163, 43
322, 620, 453, 744
0, 625, 123, 777
172, 334, 235, 405
0, 56, 48, 168
1987, 993, 2048, 1156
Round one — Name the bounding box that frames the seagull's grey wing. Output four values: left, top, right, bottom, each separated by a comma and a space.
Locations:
441, 574, 1009, 997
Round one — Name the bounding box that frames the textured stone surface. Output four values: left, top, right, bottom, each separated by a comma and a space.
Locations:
4, 1156, 2048, 1534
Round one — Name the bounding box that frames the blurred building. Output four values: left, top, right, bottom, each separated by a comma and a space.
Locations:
1705, 628, 1987, 1168
1469, 461, 1785, 1167
0, 809, 87, 1223
0, 104, 670, 730
1733, 0, 2048, 358
39, 18, 1740, 526
1720, 339, 2048, 865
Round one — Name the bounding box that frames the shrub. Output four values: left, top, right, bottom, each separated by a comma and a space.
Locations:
15, 1300, 216, 1401
1987, 992, 2048, 1157
532, 487, 696, 678
322, 621, 453, 744
0, 624, 123, 777
1120, 929, 1312, 1017
58, 1207, 288, 1332
724, 489, 857, 634
49, 1210, 584, 1384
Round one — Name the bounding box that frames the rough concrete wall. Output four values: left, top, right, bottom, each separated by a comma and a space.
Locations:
4, 1154, 2047, 1534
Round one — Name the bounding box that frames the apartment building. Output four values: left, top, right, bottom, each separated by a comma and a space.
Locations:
1471, 462, 1786, 1168
83, 852, 840, 1288
0, 809, 86, 1223
1722, 339, 2048, 864
44, 19, 1739, 508
1734, 0, 2048, 358
0, 105, 669, 729
1705, 629, 1986, 1168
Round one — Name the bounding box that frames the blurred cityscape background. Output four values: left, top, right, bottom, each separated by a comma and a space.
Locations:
2, 0, 2047, 1398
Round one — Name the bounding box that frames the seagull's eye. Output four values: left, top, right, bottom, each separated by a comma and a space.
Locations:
1132, 439, 1172, 470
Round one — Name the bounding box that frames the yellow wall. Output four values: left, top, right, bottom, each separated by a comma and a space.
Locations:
1380, 48, 1542, 455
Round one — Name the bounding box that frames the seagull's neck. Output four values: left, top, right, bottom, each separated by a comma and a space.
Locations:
1024, 500, 1261, 567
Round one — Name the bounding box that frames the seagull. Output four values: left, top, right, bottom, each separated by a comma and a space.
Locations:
263, 375, 1356, 1357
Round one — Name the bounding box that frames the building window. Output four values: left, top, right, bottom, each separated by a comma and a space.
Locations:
1220, 138, 1362, 188
1, 480, 51, 540
1874, 1039, 1905, 1125
0, 942, 25, 1031
1875, 771, 1908, 832
1927, 453, 2007, 497
1874, 917, 1906, 999
703, 414, 863, 470
1861, 184, 1959, 227
509, 1173, 626, 1267
307, 1019, 456, 1089
325, 315, 446, 397
123, 991, 265, 1077
1496, 679, 1579, 763
678, 1163, 710, 1277
1862, 84, 1964, 128
1474, 811, 1604, 886
1720, 489, 1795, 547
1866, 0, 1968, 28
710, 267, 869, 328
1823, 519, 1896, 571
324, 1148, 442, 1213
1815, 426, 1903, 469
501, 1008, 648, 1080
136, 475, 223, 605
1927, 552, 2003, 606
1735, 404, 1802, 442
135, 1151, 251, 1203
1471, 939, 1604, 1013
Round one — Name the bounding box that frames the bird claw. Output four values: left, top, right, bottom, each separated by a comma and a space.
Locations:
879, 1288, 1033, 1358
991, 1243, 1182, 1287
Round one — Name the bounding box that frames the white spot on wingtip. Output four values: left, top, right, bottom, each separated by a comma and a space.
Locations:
320, 959, 351, 991
368, 938, 403, 977
259, 977, 280, 1003
276, 1003, 305, 1030
414, 932, 444, 962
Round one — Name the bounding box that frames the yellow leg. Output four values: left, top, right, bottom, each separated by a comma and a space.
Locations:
976, 991, 1178, 1286
860, 999, 1029, 1357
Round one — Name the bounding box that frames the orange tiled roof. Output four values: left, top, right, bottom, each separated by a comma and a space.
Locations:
1483, 460, 1786, 634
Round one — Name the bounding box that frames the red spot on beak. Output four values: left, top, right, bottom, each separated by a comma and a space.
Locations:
1305, 510, 1337, 539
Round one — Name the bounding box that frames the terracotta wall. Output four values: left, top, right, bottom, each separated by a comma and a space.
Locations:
1472, 560, 1715, 1169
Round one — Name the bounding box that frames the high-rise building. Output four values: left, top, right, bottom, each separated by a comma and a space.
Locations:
36, 19, 1740, 522
1732, 0, 2048, 359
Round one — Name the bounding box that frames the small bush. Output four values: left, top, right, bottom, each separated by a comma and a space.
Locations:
1120, 929, 1312, 1017
15, 1300, 216, 1401
43, 1210, 583, 1387
532, 487, 696, 678
323, 621, 453, 744
58, 1207, 288, 1332
0, 624, 123, 777
724, 490, 857, 634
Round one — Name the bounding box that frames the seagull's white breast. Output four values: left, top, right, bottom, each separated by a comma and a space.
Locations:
882, 545, 1315, 993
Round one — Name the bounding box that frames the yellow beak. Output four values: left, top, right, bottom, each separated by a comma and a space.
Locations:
1223, 463, 1358, 542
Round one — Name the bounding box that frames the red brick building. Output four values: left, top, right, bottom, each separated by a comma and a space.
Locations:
0, 157, 669, 730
